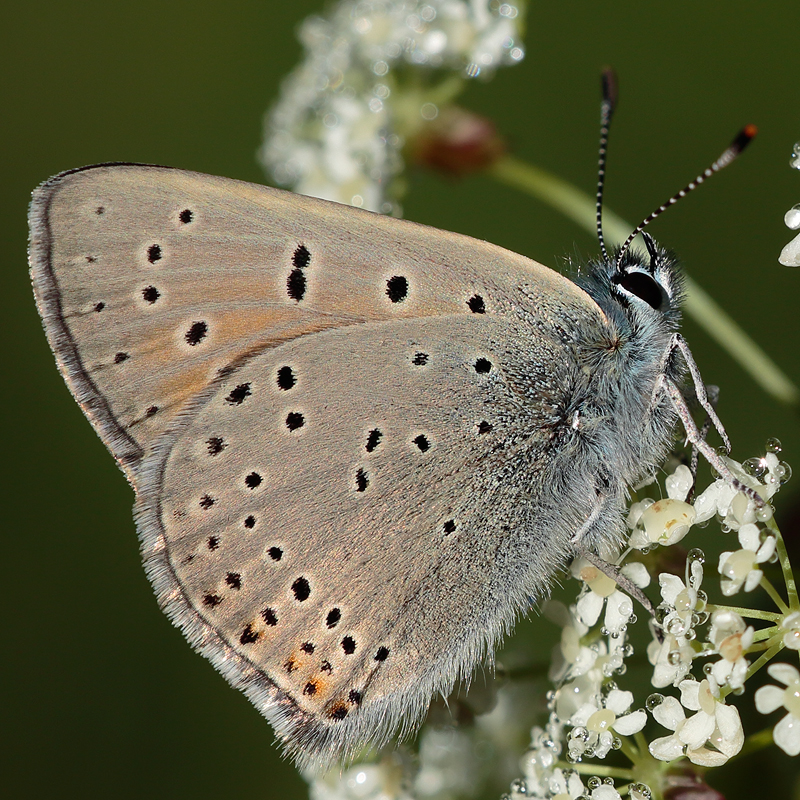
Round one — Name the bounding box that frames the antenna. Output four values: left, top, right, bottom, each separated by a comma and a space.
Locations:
596, 68, 618, 264
614, 124, 758, 268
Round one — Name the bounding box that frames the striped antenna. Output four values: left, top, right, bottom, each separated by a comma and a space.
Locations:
615, 124, 758, 269
596, 68, 618, 264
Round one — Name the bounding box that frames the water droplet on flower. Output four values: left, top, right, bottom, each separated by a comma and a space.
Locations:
630, 783, 652, 800
571, 725, 589, 741
666, 618, 686, 636
743, 457, 767, 477
646, 693, 664, 711
687, 548, 705, 564
779, 462, 792, 484
703, 662, 713, 675
667, 650, 683, 665
611, 736, 622, 750
790, 143, 800, 169
766, 437, 783, 453
510, 778, 528, 795
755, 504, 774, 522
587, 776, 602, 790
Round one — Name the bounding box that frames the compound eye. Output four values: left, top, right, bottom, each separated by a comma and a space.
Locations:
618, 271, 663, 309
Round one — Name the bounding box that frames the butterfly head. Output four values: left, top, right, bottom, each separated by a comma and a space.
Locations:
575, 232, 684, 335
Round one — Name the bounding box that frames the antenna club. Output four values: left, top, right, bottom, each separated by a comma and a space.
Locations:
736, 124, 758, 150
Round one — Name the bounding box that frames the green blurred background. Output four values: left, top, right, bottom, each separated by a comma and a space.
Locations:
4, 2, 800, 797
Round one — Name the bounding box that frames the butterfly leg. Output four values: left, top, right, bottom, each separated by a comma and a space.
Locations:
687, 415, 714, 503
657, 374, 764, 507
569, 493, 659, 621
572, 544, 656, 621
663, 334, 731, 453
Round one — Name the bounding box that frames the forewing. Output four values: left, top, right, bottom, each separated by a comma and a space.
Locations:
29, 164, 581, 479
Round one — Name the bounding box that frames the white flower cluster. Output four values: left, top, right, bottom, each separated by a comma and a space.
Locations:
779, 142, 800, 266
508, 440, 794, 797
260, 0, 525, 212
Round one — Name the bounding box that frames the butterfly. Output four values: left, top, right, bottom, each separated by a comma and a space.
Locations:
28, 77, 756, 768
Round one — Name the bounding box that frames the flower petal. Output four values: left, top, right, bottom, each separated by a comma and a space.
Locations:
659, 573, 684, 605
592, 785, 623, 800
604, 591, 633, 633
773, 712, 800, 756
649, 734, 685, 762
714, 703, 744, 755
621, 561, 650, 588
754, 684, 785, 714
570, 702, 599, 727
613, 709, 647, 735
576, 590, 604, 627
767, 662, 800, 687
679, 710, 716, 749
606, 688, 634, 715
686, 744, 732, 767
653, 696, 684, 730
679, 680, 701, 711
744, 569, 763, 592
738, 523, 760, 551
756, 536, 776, 563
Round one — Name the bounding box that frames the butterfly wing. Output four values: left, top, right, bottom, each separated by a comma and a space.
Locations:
29, 165, 609, 767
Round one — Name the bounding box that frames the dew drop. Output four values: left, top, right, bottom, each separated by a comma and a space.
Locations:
687, 548, 705, 564
645, 693, 664, 711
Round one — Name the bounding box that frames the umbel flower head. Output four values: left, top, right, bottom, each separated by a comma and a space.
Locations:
260, 0, 525, 213
649, 679, 745, 767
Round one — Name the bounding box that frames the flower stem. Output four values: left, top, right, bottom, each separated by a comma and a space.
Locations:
749, 627, 781, 646
767, 517, 799, 610
559, 761, 634, 781
705, 604, 781, 622
744, 640, 785, 683
760, 575, 790, 615
487, 155, 799, 407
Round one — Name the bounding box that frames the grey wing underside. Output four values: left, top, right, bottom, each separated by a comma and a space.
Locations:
28, 164, 606, 767
138, 313, 581, 766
